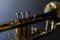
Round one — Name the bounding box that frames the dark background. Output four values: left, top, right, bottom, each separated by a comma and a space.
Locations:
0, 0, 60, 40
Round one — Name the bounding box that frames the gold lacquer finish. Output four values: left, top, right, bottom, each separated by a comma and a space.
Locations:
0, 1, 60, 40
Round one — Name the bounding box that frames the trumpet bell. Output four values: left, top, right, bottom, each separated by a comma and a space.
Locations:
44, 1, 60, 23
44, 1, 60, 13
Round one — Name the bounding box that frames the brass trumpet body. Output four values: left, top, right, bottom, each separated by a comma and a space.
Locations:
0, 1, 60, 40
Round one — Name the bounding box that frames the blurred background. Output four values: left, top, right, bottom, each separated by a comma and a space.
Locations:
0, 0, 60, 40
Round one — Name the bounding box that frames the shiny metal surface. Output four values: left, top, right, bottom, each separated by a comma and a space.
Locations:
0, 1, 60, 40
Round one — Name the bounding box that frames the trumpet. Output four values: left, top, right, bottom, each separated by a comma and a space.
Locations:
0, 1, 60, 40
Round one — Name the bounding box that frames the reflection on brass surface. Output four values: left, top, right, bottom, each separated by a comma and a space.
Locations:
0, 1, 60, 40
